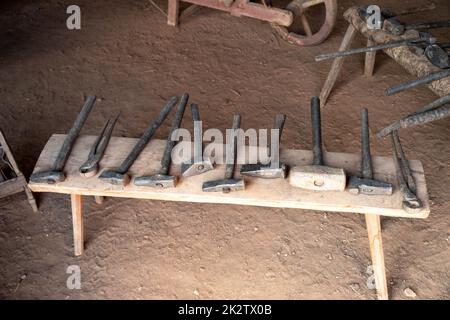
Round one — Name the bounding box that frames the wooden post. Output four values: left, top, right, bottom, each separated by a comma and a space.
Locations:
94, 195, 104, 204
71, 194, 84, 256
365, 213, 388, 300
24, 185, 38, 212
364, 36, 377, 77
319, 24, 357, 106
167, 0, 180, 26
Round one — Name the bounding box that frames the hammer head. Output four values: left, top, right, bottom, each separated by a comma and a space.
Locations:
134, 174, 177, 188
202, 178, 245, 193
79, 163, 99, 178
181, 158, 214, 177
240, 163, 288, 179
29, 170, 65, 184
347, 176, 393, 195
383, 18, 405, 35
98, 169, 131, 186
289, 165, 346, 191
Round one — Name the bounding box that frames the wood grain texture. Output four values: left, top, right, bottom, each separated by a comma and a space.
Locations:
70, 194, 84, 256
28, 134, 430, 219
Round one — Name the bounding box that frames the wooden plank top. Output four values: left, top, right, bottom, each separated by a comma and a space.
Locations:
29, 134, 430, 219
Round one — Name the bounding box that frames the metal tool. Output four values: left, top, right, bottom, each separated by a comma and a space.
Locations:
315, 33, 434, 62
134, 93, 188, 188
30, 95, 96, 184
377, 94, 450, 138
424, 44, 450, 69
390, 131, 422, 212
79, 112, 121, 177
289, 97, 346, 191
99, 96, 178, 186
240, 114, 288, 179
385, 69, 450, 96
202, 114, 245, 193
181, 104, 214, 177
384, 18, 450, 36
358, 3, 437, 21
348, 108, 393, 195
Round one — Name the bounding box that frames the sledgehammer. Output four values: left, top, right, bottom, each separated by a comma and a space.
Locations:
289, 97, 346, 191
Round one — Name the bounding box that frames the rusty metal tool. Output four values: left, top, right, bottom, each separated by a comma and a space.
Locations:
240, 114, 288, 179
385, 69, 450, 96
99, 96, 178, 186
390, 131, 422, 212
79, 112, 120, 177
348, 108, 392, 195
424, 44, 450, 69
202, 114, 245, 193
315, 33, 434, 62
181, 104, 214, 177
30, 95, 96, 184
377, 94, 450, 138
289, 97, 346, 191
384, 18, 450, 36
134, 93, 188, 188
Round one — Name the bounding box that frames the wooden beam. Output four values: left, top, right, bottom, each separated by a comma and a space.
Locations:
167, 0, 180, 26
71, 194, 84, 256
365, 213, 388, 300
364, 36, 376, 77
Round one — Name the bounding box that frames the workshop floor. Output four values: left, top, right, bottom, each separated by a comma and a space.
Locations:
0, 0, 449, 299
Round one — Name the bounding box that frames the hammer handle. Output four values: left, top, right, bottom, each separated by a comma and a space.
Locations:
311, 97, 323, 166
160, 93, 188, 175
360, 108, 373, 179
385, 69, 450, 96
118, 96, 177, 173
54, 95, 96, 171
191, 104, 203, 161
225, 114, 240, 180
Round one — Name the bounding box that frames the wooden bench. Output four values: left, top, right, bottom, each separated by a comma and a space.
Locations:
28, 134, 430, 300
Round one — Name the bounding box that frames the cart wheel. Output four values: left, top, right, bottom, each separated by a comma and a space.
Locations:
274, 0, 338, 46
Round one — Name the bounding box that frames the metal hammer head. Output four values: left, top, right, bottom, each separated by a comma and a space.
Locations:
347, 176, 393, 195
134, 174, 177, 188
202, 178, 245, 193
383, 17, 405, 35
240, 163, 288, 179
79, 162, 99, 178
98, 169, 131, 186
29, 170, 65, 184
289, 165, 346, 191
181, 158, 214, 177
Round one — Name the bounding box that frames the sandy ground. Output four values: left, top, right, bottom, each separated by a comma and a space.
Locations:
0, 0, 449, 299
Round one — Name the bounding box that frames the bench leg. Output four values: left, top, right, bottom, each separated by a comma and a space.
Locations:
24, 185, 38, 212
71, 194, 84, 256
365, 214, 388, 300
319, 24, 357, 106
94, 195, 105, 204
364, 36, 377, 77
167, 0, 180, 26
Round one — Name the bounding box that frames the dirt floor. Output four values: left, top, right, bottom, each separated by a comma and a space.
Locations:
0, 0, 449, 299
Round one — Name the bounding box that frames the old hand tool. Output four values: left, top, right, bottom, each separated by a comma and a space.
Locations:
384, 18, 450, 36
348, 108, 392, 195
202, 114, 245, 193
289, 97, 346, 191
134, 93, 188, 188
315, 33, 434, 62
79, 112, 121, 177
377, 94, 450, 138
391, 131, 422, 212
385, 69, 450, 96
30, 95, 96, 184
99, 96, 178, 186
240, 114, 288, 179
424, 44, 450, 69
181, 104, 214, 177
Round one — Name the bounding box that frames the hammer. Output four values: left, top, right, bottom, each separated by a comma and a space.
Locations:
348, 109, 393, 195
134, 93, 188, 188
202, 114, 245, 193
289, 97, 346, 191
181, 104, 214, 177
30, 95, 96, 184
240, 114, 288, 179
98, 96, 178, 186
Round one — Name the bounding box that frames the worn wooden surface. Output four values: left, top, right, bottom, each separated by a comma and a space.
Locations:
344, 6, 450, 97
28, 134, 430, 218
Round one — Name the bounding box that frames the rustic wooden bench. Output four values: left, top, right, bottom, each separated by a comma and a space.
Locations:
28, 134, 430, 300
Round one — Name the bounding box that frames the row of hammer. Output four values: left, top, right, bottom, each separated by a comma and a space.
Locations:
29, 94, 422, 212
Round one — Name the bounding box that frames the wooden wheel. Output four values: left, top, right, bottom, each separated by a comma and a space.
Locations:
274, 0, 338, 46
